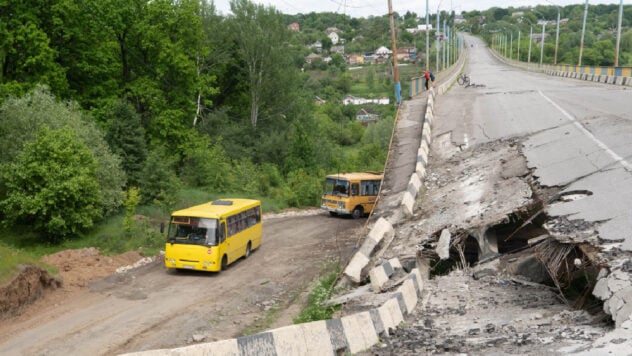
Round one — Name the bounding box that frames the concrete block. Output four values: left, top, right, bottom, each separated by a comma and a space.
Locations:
615, 76, 624, 85
416, 162, 426, 179
593, 277, 612, 300
389, 258, 403, 270
397, 279, 418, 314
272, 321, 332, 356
608, 275, 629, 294
237, 332, 276, 355
401, 191, 415, 217
368, 309, 385, 336
325, 318, 349, 353
344, 252, 370, 283
341, 312, 379, 354
410, 268, 424, 292
367, 217, 393, 246
615, 303, 632, 328
377, 298, 404, 336
408, 173, 422, 196
436, 229, 451, 260
369, 266, 389, 292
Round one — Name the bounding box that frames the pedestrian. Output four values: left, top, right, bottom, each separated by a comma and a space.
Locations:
429, 71, 435, 87
423, 70, 430, 90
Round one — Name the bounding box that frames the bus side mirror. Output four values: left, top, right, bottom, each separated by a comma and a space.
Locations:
160, 222, 165, 234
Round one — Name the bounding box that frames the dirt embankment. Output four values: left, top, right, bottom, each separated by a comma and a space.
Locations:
0, 247, 145, 320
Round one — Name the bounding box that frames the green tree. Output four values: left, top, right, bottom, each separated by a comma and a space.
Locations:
138, 149, 180, 209
105, 99, 148, 187
1, 127, 101, 240
0, 0, 68, 98
0, 86, 125, 215
229, 0, 293, 129
180, 134, 233, 191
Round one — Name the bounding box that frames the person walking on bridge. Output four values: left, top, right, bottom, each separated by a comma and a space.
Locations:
423, 70, 431, 90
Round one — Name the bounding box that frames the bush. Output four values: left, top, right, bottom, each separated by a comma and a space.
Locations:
1, 127, 102, 240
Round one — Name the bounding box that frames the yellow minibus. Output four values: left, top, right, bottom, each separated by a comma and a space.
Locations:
321, 172, 383, 218
164, 199, 262, 272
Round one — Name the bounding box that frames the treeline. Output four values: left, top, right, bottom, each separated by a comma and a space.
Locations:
0, 0, 395, 242
460, 4, 632, 66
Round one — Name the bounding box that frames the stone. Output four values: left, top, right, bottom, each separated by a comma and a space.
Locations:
436, 229, 451, 260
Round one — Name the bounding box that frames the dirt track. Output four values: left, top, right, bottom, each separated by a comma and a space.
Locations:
0, 209, 365, 355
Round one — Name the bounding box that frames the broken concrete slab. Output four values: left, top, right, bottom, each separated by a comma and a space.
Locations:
436, 229, 451, 260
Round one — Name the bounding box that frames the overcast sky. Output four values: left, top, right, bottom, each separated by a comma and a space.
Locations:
213, 0, 629, 18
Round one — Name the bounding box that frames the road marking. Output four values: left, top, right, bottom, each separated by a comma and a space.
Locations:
538, 90, 632, 171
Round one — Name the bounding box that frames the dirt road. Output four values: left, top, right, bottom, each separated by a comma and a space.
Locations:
0, 210, 365, 355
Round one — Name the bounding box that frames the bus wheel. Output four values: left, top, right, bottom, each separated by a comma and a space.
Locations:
352, 206, 364, 219
221, 255, 228, 271
329, 212, 338, 217
245, 242, 252, 259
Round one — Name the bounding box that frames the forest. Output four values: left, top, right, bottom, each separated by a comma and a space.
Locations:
0, 0, 630, 248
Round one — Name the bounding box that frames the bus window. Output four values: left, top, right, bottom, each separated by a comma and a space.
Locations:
351, 183, 359, 196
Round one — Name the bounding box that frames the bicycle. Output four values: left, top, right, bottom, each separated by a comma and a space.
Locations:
457, 73, 471, 86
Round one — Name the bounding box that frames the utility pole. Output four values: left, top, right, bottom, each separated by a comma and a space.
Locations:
447, 26, 451, 67
528, 26, 532, 68
443, 19, 446, 70
518, 30, 521, 61
426, 0, 430, 71
436, 8, 440, 74
388, 0, 400, 104
510, 32, 513, 60
615, 0, 623, 66
554, 7, 560, 64
540, 22, 545, 67
578, 0, 588, 66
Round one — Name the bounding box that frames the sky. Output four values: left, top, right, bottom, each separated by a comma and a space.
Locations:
213, 0, 629, 18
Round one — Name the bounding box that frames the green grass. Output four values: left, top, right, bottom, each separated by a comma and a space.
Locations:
293, 269, 342, 324
0, 243, 57, 285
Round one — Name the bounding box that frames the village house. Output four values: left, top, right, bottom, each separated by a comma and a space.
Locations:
355, 108, 379, 125
287, 22, 300, 32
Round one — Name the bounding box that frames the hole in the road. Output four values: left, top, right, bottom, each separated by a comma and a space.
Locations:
428, 203, 548, 278
534, 239, 605, 314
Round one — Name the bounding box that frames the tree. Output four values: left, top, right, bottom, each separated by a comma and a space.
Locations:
105, 99, 148, 187
0, 86, 125, 216
138, 149, 180, 209
229, 0, 292, 129
1, 127, 101, 240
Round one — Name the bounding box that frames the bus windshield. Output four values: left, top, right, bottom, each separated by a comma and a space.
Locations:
167, 217, 218, 246
324, 178, 350, 197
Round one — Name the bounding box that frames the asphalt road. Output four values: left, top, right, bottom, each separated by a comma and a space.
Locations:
434, 34, 632, 251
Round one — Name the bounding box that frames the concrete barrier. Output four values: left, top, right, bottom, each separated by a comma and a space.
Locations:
121, 268, 425, 356
344, 217, 394, 283
369, 258, 403, 292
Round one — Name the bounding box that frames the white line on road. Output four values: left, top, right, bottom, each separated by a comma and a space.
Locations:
538, 90, 632, 172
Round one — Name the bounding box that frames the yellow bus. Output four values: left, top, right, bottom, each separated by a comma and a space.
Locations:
321, 172, 383, 218
164, 199, 262, 272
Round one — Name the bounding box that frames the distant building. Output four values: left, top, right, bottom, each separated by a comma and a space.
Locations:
375, 46, 392, 56
355, 108, 379, 125
315, 96, 326, 105
342, 95, 389, 105
305, 53, 322, 64
511, 11, 524, 18
328, 32, 340, 45
406, 24, 433, 34
288, 22, 300, 32
347, 53, 364, 65
454, 15, 466, 24
330, 46, 345, 55
309, 41, 323, 53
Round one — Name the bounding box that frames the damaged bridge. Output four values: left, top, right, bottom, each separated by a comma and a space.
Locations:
342, 33, 632, 355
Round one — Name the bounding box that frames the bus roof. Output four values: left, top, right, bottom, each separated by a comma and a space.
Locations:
325, 172, 383, 181
171, 198, 261, 219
